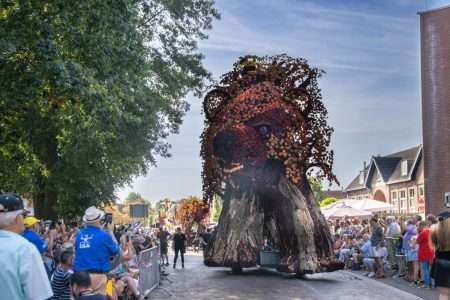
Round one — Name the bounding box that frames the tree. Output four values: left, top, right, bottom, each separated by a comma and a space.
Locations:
124, 192, 143, 203
124, 192, 151, 208
0, 1, 219, 219
320, 197, 337, 207
308, 176, 326, 203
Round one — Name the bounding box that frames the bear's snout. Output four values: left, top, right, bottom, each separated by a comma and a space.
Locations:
213, 129, 240, 165
212, 125, 266, 169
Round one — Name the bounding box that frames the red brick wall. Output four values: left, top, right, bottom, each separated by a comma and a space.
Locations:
420, 6, 450, 215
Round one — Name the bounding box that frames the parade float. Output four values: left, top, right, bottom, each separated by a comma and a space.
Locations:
200, 54, 343, 275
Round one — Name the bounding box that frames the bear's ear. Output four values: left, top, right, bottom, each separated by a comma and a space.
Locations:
203, 88, 230, 121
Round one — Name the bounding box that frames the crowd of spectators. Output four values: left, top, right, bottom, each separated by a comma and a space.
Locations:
0, 193, 161, 300
2, 192, 449, 299
329, 211, 450, 299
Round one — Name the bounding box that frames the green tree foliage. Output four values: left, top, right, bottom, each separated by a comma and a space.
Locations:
124, 191, 151, 208
0, 1, 219, 218
308, 176, 326, 203
320, 197, 337, 207
125, 192, 144, 204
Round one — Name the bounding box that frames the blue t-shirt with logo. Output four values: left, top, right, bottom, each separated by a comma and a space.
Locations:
73, 226, 119, 273
22, 229, 48, 254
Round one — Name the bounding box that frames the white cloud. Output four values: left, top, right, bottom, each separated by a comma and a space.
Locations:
200, 1, 419, 78
116, 0, 425, 200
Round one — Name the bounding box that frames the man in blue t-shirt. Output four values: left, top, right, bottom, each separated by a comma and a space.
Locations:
23, 216, 49, 254
73, 206, 119, 295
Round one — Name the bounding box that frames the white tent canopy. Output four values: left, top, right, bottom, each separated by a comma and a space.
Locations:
322, 198, 393, 212
321, 204, 372, 220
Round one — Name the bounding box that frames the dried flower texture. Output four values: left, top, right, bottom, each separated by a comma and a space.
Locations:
201, 54, 337, 203
176, 198, 210, 234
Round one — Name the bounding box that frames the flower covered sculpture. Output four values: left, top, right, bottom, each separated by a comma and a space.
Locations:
201, 55, 343, 275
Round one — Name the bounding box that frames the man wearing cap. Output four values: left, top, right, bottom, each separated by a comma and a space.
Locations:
23, 215, 57, 278
22, 216, 49, 254
0, 193, 53, 300
73, 206, 120, 295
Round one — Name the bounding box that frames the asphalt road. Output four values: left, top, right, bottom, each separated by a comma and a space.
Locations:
150, 252, 425, 300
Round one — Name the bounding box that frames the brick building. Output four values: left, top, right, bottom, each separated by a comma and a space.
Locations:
419, 5, 450, 215
345, 145, 425, 215
324, 190, 347, 200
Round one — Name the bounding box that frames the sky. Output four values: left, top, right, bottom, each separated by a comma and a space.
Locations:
116, 0, 450, 203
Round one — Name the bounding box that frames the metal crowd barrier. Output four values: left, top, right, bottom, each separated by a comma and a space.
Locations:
137, 245, 160, 296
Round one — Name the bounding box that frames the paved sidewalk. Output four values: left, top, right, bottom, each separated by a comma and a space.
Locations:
151, 252, 426, 300
351, 270, 438, 300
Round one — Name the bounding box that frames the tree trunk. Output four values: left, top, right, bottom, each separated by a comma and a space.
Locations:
33, 127, 58, 220
34, 173, 58, 220
204, 183, 264, 268
274, 177, 332, 274
34, 190, 58, 220
204, 176, 341, 274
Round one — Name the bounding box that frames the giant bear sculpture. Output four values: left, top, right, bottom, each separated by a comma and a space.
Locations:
201, 55, 342, 275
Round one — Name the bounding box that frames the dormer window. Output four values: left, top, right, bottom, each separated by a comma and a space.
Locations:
401, 160, 408, 176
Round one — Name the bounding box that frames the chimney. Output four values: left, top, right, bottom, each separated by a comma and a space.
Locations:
359, 161, 367, 185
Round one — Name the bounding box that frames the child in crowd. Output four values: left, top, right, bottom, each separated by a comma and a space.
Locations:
51, 250, 73, 300
407, 236, 419, 285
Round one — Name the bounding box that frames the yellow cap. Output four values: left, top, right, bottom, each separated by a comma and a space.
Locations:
24, 216, 40, 227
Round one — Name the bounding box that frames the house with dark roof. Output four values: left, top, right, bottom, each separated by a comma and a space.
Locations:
324, 190, 347, 200
345, 145, 425, 215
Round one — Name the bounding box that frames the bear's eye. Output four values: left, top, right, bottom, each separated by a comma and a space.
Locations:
257, 125, 271, 138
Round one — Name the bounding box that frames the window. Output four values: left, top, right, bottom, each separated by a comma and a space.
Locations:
391, 191, 398, 213
399, 189, 407, 213
392, 191, 398, 200
409, 188, 415, 199
419, 186, 424, 197
409, 198, 417, 213
400, 198, 407, 211
401, 160, 408, 176
391, 198, 399, 213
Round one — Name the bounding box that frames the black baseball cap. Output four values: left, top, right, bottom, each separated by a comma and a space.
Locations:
438, 211, 450, 221
0, 193, 28, 214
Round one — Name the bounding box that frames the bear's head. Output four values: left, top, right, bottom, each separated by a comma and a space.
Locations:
201, 55, 337, 202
